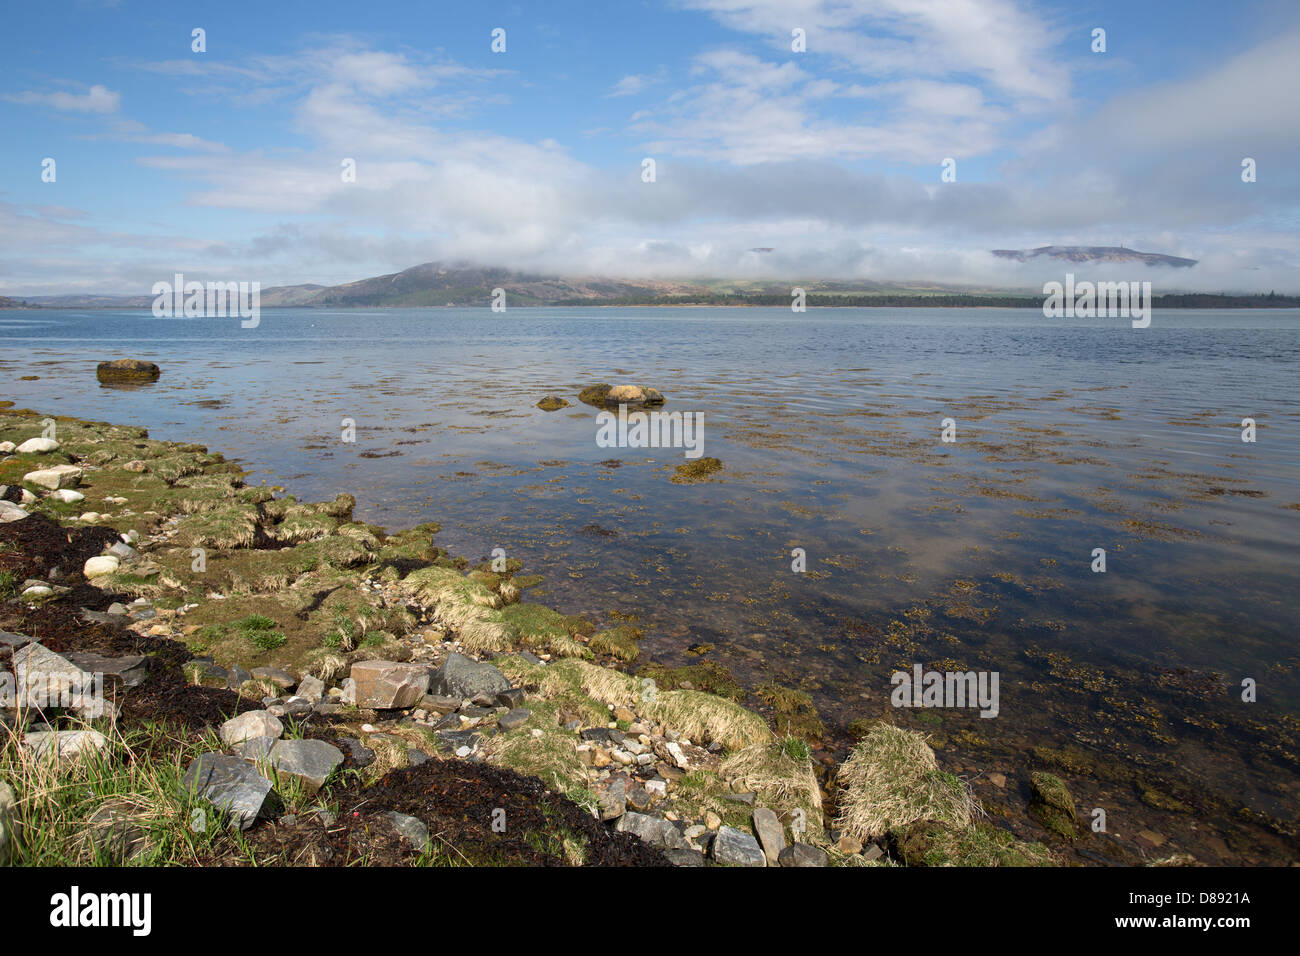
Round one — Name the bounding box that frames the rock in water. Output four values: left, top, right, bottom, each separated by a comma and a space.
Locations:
429, 652, 510, 700
268, 739, 343, 792
349, 660, 430, 708
712, 825, 767, 866
96, 359, 160, 383
182, 753, 280, 830
578, 383, 666, 408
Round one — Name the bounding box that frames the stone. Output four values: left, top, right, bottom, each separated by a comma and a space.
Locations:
226, 664, 253, 690
597, 778, 627, 821
429, 653, 510, 700
723, 791, 756, 806
616, 811, 689, 851
0, 631, 33, 650
182, 753, 280, 830
626, 785, 654, 812
712, 825, 766, 867
251, 667, 295, 690
536, 396, 570, 411
350, 660, 429, 709
83, 555, 120, 578
497, 708, 531, 731
837, 833, 864, 855
495, 688, 526, 708
232, 736, 277, 761
96, 359, 160, 383
988, 771, 1007, 789
23, 730, 109, 761
12, 643, 100, 715
338, 737, 375, 768
49, 488, 85, 504
664, 847, 706, 866
705, 811, 722, 830
385, 811, 430, 851
419, 693, 461, 713
23, 465, 82, 491
268, 739, 344, 793
752, 807, 786, 864
220, 710, 284, 747
778, 842, 829, 867
296, 674, 325, 703
64, 651, 149, 689
21, 585, 52, 599
15, 437, 59, 454
0, 501, 27, 523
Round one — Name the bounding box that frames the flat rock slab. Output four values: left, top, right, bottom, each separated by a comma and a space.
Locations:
220, 710, 284, 747
251, 667, 295, 690
712, 825, 767, 867
12, 643, 99, 714
23, 465, 82, 491
497, 708, 531, 731
350, 660, 430, 709
615, 811, 689, 851
0, 631, 33, 650
430, 653, 510, 700
268, 739, 343, 793
64, 651, 149, 689
183, 753, 280, 830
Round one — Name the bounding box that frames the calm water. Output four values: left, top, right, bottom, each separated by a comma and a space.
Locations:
3, 307, 1298, 861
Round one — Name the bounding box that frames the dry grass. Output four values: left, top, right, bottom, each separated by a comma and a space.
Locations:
835, 723, 979, 840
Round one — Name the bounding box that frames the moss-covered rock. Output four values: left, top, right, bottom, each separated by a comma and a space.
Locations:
1029, 771, 1079, 841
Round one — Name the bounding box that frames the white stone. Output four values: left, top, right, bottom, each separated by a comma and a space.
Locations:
0, 501, 28, 523
79, 512, 101, 523
23, 730, 109, 761
21, 586, 53, 599
50, 489, 85, 503
23, 465, 82, 490
0, 441, 14, 453
16, 437, 59, 454
83, 555, 120, 577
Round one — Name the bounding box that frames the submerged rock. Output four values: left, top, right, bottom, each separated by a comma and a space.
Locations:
96, 359, 160, 384
671, 457, 723, 484
536, 396, 570, 411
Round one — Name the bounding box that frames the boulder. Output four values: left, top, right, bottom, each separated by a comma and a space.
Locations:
350, 660, 429, 709
64, 651, 148, 689
182, 753, 280, 830
250, 667, 295, 690
712, 825, 766, 866
0, 501, 27, 523
296, 674, 325, 703
12, 643, 100, 715
578, 383, 665, 408
220, 710, 284, 747
16, 437, 59, 454
23, 465, 82, 491
268, 739, 343, 793
49, 489, 84, 504
96, 359, 160, 384
430, 653, 510, 700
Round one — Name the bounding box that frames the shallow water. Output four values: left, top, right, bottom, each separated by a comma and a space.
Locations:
3, 306, 1298, 862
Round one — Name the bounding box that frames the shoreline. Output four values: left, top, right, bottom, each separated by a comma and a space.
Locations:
0, 401, 1234, 867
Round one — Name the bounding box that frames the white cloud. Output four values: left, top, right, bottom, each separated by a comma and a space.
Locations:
6, 84, 121, 113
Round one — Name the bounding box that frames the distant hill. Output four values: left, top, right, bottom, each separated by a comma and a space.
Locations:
991, 245, 1198, 267
0, 295, 36, 309
18, 255, 1300, 309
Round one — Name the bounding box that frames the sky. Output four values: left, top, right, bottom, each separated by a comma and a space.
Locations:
2, 0, 1298, 296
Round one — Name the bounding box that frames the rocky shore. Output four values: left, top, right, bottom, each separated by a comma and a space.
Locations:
0, 402, 1074, 867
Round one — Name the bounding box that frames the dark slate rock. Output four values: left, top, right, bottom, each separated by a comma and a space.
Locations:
337, 737, 375, 769
712, 825, 766, 867
581, 727, 626, 745
65, 651, 148, 689
182, 753, 280, 830
664, 847, 706, 867
495, 688, 526, 708
497, 708, 531, 731
268, 739, 343, 792
615, 811, 688, 851
778, 842, 830, 867
429, 653, 511, 700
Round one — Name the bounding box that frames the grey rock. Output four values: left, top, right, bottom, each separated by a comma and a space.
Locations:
626, 785, 654, 812
752, 807, 786, 864
226, 665, 252, 690
12, 643, 101, 716
220, 710, 284, 747
268, 739, 343, 793
496, 688, 526, 708
597, 777, 627, 821
429, 653, 510, 700
232, 736, 277, 762
712, 825, 767, 867
778, 842, 830, 867
497, 708, 531, 731
384, 811, 430, 851
406, 748, 431, 767
615, 811, 689, 851
581, 727, 626, 745
182, 753, 281, 830
296, 674, 325, 703
419, 693, 461, 713
0, 631, 33, 650
664, 847, 706, 867
337, 737, 375, 768
64, 651, 149, 689
0, 780, 15, 861
723, 791, 756, 806
434, 729, 483, 753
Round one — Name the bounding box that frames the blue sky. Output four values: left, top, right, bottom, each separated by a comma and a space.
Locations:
2, 0, 1298, 294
